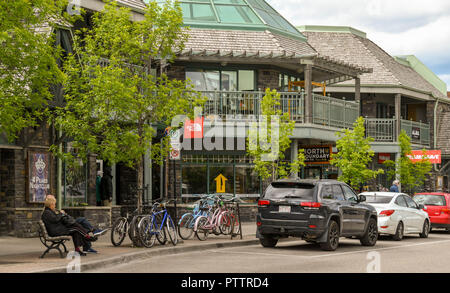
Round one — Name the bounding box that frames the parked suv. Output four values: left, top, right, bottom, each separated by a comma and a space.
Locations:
256, 179, 378, 251
413, 193, 450, 231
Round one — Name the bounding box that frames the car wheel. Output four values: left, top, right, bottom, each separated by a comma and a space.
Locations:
320, 220, 340, 251
360, 218, 378, 246
259, 235, 278, 248
392, 222, 404, 241
419, 220, 430, 238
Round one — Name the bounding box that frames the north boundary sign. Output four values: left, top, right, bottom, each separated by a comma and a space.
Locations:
303, 145, 332, 165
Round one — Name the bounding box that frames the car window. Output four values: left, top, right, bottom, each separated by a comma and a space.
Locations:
342, 185, 358, 202
414, 194, 447, 206
264, 182, 316, 200
321, 185, 334, 200
404, 196, 419, 209
332, 185, 345, 201
365, 195, 394, 204
395, 196, 408, 207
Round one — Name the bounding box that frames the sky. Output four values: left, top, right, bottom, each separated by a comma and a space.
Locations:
266, 0, 450, 93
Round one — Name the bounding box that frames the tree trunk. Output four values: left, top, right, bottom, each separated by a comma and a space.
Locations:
137, 156, 144, 214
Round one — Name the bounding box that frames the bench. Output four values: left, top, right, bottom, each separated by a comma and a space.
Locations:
38, 220, 71, 259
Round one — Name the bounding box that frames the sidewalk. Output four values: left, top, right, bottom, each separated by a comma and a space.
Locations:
0, 222, 258, 273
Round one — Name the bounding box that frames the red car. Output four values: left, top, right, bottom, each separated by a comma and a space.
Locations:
413, 193, 450, 231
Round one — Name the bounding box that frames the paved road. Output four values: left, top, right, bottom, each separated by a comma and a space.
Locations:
88, 230, 450, 273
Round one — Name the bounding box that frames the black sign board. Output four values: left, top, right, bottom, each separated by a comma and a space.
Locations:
303, 145, 332, 165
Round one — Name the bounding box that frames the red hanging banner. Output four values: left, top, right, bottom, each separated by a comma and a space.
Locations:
407, 150, 442, 164
184, 117, 204, 139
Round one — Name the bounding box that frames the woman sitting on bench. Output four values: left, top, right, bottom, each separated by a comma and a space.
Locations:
41, 195, 98, 256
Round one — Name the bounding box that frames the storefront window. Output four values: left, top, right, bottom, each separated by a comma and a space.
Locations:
209, 166, 234, 194
182, 165, 207, 195
235, 165, 260, 196
63, 143, 88, 206
186, 69, 255, 92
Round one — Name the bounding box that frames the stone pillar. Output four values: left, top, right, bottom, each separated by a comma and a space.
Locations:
395, 94, 402, 140
355, 77, 361, 103
304, 64, 313, 124
290, 140, 298, 178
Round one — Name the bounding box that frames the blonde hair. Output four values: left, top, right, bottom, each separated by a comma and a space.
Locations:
44, 195, 56, 208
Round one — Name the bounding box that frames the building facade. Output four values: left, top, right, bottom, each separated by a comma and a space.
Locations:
0, 0, 448, 237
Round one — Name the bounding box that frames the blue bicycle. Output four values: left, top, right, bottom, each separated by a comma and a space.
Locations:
177, 195, 219, 240
137, 200, 178, 248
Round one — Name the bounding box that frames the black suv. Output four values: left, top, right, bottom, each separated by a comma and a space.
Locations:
256, 179, 378, 251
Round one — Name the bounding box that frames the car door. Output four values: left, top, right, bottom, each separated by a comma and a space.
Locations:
341, 184, 367, 234
404, 195, 424, 232
393, 195, 410, 229
320, 184, 353, 234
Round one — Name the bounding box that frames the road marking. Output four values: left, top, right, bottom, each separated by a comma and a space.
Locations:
209, 238, 450, 260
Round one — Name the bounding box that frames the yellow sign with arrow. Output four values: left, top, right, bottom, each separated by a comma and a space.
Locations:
214, 174, 228, 193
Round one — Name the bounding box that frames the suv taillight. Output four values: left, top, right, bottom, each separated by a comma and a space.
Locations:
300, 202, 321, 209
258, 200, 270, 207
379, 210, 395, 217
441, 208, 450, 215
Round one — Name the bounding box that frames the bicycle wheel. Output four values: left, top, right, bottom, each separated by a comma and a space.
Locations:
166, 216, 178, 246
155, 213, 167, 245
195, 216, 209, 241
111, 217, 128, 247
138, 216, 156, 248
178, 213, 195, 240
219, 212, 233, 235
129, 215, 144, 247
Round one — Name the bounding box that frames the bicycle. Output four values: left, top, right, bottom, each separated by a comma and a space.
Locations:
138, 199, 178, 248
177, 195, 217, 240
110, 205, 150, 247
194, 196, 231, 241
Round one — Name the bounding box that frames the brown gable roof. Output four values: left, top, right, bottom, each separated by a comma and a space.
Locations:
302, 31, 446, 99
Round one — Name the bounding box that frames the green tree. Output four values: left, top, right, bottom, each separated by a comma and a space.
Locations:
0, 0, 68, 141
246, 89, 305, 182
331, 117, 384, 191
51, 1, 204, 211
383, 130, 432, 194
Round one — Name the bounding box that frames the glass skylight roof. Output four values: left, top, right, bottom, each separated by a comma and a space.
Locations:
150, 0, 306, 40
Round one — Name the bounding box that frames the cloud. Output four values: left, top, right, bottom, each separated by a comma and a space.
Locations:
267, 0, 450, 90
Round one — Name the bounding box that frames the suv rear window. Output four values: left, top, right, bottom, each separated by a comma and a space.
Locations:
264, 182, 316, 200
414, 194, 447, 206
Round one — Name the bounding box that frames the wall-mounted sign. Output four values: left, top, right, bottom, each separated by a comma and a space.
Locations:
412, 127, 421, 140
184, 117, 204, 139
303, 145, 332, 165
407, 150, 442, 164
378, 153, 391, 164
215, 174, 228, 193
28, 151, 52, 203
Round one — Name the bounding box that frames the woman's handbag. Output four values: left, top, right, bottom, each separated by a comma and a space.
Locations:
61, 214, 76, 227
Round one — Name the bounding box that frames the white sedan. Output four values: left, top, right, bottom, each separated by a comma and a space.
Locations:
360, 192, 430, 240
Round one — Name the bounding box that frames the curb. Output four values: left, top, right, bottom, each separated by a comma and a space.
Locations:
29, 238, 261, 273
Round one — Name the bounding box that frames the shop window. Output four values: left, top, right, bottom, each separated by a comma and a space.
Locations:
209, 166, 234, 194
235, 165, 260, 195
63, 143, 88, 206
182, 165, 207, 195
186, 69, 255, 91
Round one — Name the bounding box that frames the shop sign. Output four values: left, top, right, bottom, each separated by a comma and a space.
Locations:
215, 174, 228, 193
407, 150, 442, 164
303, 145, 332, 165
184, 117, 204, 139
378, 153, 391, 164
412, 127, 421, 140
28, 151, 52, 203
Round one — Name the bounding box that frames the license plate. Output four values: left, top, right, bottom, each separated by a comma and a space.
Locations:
279, 206, 291, 213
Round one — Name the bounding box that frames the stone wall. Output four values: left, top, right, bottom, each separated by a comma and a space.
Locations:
64, 207, 112, 230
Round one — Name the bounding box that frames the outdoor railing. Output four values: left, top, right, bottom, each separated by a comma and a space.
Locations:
365, 118, 396, 143
401, 119, 431, 147
364, 118, 430, 146
312, 94, 360, 129
201, 91, 304, 122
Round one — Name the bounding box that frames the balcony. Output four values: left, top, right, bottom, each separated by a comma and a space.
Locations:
365, 118, 431, 147
201, 91, 359, 129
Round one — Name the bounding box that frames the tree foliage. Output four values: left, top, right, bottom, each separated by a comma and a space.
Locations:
383, 130, 432, 194
0, 0, 68, 141
331, 117, 384, 190
246, 89, 305, 181
51, 1, 204, 208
